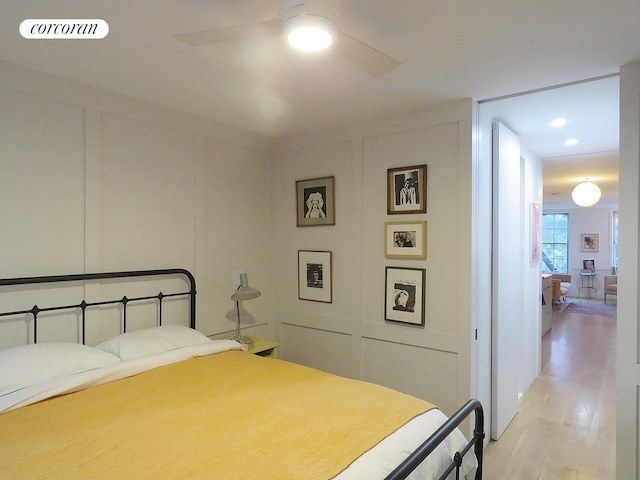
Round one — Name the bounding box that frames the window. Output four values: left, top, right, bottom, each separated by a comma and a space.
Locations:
612, 211, 619, 271
542, 213, 568, 273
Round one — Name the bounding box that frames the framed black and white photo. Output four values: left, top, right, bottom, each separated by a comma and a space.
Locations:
296, 176, 335, 227
387, 165, 427, 214
384, 267, 426, 326
384, 221, 427, 259
298, 250, 332, 303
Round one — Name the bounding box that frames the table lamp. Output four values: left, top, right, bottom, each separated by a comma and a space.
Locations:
231, 273, 261, 348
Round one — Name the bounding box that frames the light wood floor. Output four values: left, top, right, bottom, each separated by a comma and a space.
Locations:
483, 299, 616, 479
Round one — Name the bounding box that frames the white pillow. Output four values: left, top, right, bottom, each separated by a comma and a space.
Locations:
0, 343, 121, 396
95, 325, 212, 361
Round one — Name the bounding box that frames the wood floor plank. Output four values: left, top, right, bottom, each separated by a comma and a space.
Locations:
483, 299, 616, 479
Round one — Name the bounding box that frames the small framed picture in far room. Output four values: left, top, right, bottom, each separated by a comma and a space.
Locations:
296, 176, 335, 227
384, 266, 426, 326
581, 233, 599, 252
387, 164, 427, 214
384, 221, 427, 259
298, 250, 332, 303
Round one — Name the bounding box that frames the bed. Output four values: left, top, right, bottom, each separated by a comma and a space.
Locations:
0, 269, 484, 480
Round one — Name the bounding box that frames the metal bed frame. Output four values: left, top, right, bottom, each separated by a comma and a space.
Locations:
0, 269, 196, 345
0, 268, 483, 480
386, 399, 484, 480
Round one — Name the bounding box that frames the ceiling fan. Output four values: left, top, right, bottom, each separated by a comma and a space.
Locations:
174, 0, 401, 78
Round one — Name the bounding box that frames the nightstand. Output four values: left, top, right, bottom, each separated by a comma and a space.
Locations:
246, 336, 279, 358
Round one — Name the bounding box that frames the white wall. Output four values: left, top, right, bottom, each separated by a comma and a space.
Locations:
542, 205, 616, 298
0, 61, 273, 348
1, 80, 86, 277
520, 146, 543, 396
269, 101, 477, 416
0, 59, 481, 419
616, 59, 640, 480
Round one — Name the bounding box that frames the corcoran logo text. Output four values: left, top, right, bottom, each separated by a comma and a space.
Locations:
20, 19, 109, 39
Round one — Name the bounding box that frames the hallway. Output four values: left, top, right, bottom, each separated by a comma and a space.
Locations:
483, 300, 616, 479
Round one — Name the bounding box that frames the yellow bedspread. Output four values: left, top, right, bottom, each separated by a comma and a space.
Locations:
0, 351, 435, 479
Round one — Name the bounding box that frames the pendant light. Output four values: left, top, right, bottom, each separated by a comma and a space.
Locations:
571, 179, 601, 207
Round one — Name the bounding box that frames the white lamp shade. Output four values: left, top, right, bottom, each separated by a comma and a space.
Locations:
571, 181, 601, 207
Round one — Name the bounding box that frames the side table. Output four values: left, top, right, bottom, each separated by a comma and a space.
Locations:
578, 272, 596, 298
246, 336, 279, 358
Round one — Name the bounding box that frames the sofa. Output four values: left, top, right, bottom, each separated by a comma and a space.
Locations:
552, 274, 572, 303
604, 275, 617, 303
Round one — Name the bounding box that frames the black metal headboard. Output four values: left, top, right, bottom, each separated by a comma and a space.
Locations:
0, 269, 196, 344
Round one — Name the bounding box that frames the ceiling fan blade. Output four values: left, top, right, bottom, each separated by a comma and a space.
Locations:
305, 0, 340, 12
335, 31, 401, 77
175, 20, 281, 46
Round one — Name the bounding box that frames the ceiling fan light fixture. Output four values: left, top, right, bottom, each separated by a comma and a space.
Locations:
284, 12, 336, 52
571, 180, 601, 207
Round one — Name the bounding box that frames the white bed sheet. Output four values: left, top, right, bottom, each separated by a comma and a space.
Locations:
0, 339, 242, 414
336, 408, 477, 480
0, 340, 477, 480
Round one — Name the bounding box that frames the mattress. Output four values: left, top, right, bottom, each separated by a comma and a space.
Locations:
0, 331, 476, 479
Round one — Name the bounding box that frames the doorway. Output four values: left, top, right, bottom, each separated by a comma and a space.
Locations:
476, 74, 620, 442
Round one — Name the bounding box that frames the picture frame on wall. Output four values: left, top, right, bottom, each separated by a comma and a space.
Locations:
298, 250, 332, 303
384, 267, 426, 326
384, 221, 427, 259
296, 176, 335, 227
581, 233, 599, 252
530, 203, 541, 262
387, 164, 427, 214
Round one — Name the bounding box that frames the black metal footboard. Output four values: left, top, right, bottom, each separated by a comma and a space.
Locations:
385, 399, 484, 480
0, 268, 196, 344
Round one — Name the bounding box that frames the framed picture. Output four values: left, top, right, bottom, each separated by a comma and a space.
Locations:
581, 233, 599, 252
387, 164, 427, 214
530, 203, 541, 262
384, 221, 427, 259
298, 250, 332, 303
582, 259, 595, 271
384, 267, 426, 326
296, 176, 335, 227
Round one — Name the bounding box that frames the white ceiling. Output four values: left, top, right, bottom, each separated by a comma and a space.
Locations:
1, 0, 637, 208
481, 76, 621, 209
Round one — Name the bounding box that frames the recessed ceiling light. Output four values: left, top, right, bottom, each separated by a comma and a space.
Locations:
550, 118, 567, 127
564, 138, 578, 146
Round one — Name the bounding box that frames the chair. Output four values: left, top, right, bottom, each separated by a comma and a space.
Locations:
604, 275, 617, 303
552, 274, 572, 303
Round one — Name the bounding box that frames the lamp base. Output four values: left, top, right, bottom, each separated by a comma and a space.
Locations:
232, 334, 254, 352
